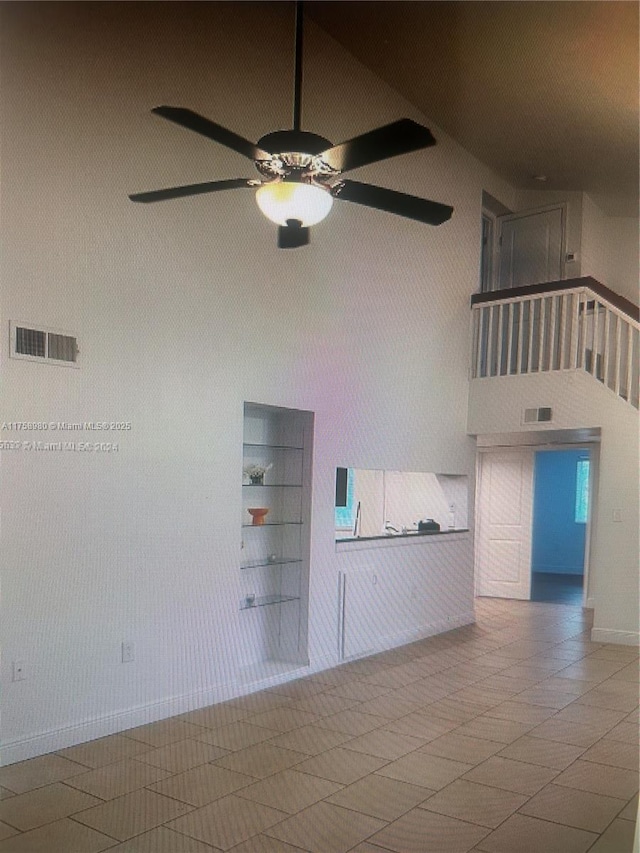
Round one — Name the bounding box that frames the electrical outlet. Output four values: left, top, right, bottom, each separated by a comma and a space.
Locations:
12, 661, 26, 682
121, 641, 135, 663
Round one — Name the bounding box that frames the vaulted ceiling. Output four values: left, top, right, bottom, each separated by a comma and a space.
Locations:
307, 1, 639, 216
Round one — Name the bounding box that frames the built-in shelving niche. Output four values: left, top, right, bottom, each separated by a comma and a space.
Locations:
240, 402, 313, 673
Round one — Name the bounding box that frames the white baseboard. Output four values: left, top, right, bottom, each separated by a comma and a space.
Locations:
590, 628, 640, 646
342, 612, 476, 662
2, 660, 335, 766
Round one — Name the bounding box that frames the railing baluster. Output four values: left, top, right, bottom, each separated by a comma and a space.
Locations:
602, 307, 610, 386
550, 294, 560, 370
506, 302, 514, 375
527, 300, 535, 372
487, 305, 495, 377
591, 301, 601, 377
497, 303, 505, 375
625, 324, 633, 402
570, 292, 580, 369
614, 315, 622, 396
537, 298, 545, 371
547, 296, 556, 370
515, 301, 524, 374
558, 293, 571, 370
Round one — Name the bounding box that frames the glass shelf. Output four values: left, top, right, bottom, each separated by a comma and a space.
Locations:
240, 557, 302, 570
242, 520, 303, 528
242, 483, 302, 488
243, 442, 303, 451
240, 594, 300, 610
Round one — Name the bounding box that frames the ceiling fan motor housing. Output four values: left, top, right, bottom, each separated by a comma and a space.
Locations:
255, 130, 338, 183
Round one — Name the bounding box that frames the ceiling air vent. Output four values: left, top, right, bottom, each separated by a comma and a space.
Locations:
11, 322, 79, 367
523, 406, 552, 424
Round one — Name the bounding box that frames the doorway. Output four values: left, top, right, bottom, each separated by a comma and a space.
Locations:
475, 440, 595, 605
530, 449, 589, 605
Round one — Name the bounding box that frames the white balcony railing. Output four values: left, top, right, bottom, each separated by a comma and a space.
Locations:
471, 281, 639, 409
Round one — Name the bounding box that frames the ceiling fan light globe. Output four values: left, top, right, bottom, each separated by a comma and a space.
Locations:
255, 182, 332, 227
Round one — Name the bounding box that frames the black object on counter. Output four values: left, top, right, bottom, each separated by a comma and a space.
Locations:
418, 519, 440, 532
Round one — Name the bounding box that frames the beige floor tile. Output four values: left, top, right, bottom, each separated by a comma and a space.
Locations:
227, 693, 295, 715
0, 782, 102, 832
554, 702, 628, 729
0, 817, 115, 852
462, 755, 558, 795
0, 790, 13, 802
554, 659, 629, 682
587, 818, 637, 853
135, 739, 228, 773
448, 685, 516, 708
267, 724, 353, 755
553, 759, 639, 800
519, 783, 627, 833
454, 715, 535, 744
265, 681, 327, 701
263, 800, 385, 853
286, 693, 359, 717
325, 682, 391, 702
610, 663, 640, 682
579, 737, 640, 771
536, 676, 595, 696
419, 778, 527, 828
355, 693, 421, 719
513, 686, 578, 709
123, 718, 208, 748
236, 769, 341, 813
167, 794, 287, 850
423, 697, 490, 723
474, 812, 597, 853
57, 734, 151, 768
246, 708, 320, 733
619, 793, 638, 820
368, 806, 489, 853
0, 754, 88, 794
343, 728, 426, 760
527, 717, 610, 747
377, 750, 472, 790
105, 825, 220, 851
65, 757, 171, 799
419, 732, 504, 765
179, 704, 250, 729
214, 743, 307, 779
72, 787, 192, 841
314, 709, 385, 736
587, 645, 639, 661
228, 835, 308, 852
193, 721, 275, 751
496, 735, 586, 770
573, 688, 639, 713
362, 667, 423, 689
604, 721, 640, 745
325, 774, 431, 821
483, 700, 558, 724
292, 747, 387, 785
148, 763, 255, 806
383, 712, 459, 741
0, 823, 18, 842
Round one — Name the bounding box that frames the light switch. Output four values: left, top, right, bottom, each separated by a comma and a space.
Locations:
613, 509, 623, 523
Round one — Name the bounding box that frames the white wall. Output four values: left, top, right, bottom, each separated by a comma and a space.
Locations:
581, 193, 640, 304
0, 2, 517, 763
468, 371, 639, 645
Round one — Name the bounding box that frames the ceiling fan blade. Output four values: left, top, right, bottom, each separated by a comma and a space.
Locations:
129, 178, 258, 203
332, 179, 453, 225
152, 106, 271, 161
318, 119, 436, 174
277, 219, 310, 249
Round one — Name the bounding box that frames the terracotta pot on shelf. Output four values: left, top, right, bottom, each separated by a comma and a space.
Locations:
248, 507, 269, 526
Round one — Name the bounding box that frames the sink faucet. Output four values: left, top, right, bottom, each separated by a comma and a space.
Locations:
384, 521, 399, 535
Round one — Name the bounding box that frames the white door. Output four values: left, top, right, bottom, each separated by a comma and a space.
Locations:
497, 205, 564, 290
476, 450, 534, 599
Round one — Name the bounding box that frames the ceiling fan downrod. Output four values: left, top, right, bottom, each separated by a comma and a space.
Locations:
292, 0, 304, 132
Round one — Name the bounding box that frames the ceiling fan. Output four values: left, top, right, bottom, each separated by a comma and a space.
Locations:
129, 2, 453, 248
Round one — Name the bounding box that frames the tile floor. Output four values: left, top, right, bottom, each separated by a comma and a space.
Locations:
0, 598, 637, 852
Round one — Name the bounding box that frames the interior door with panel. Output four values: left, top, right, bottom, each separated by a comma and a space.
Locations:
476, 450, 534, 600
497, 205, 565, 290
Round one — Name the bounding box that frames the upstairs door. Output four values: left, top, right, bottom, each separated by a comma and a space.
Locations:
497, 205, 565, 290
476, 450, 534, 599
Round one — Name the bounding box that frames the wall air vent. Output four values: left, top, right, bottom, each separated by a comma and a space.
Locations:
11, 322, 79, 367
523, 406, 552, 424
